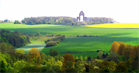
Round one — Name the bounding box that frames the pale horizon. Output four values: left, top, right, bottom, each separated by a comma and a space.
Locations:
0, 0, 139, 23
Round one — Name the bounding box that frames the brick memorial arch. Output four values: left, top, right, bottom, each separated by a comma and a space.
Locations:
77, 11, 87, 22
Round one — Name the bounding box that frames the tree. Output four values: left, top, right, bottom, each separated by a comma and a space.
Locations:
0, 42, 15, 54
46, 41, 58, 47
106, 52, 122, 63
99, 60, 117, 72
0, 56, 8, 72
75, 56, 78, 59
122, 45, 132, 59
98, 50, 103, 58
26, 48, 41, 63
15, 49, 25, 54
92, 59, 103, 67
13, 60, 26, 72
50, 49, 58, 56
110, 41, 120, 52
115, 61, 128, 72
63, 54, 75, 67
130, 45, 139, 61
14, 20, 21, 24
84, 56, 87, 60
19, 63, 41, 72
4, 19, 9, 22
99, 60, 110, 71
80, 56, 83, 60
125, 59, 132, 68
100, 69, 110, 73
117, 43, 125, 55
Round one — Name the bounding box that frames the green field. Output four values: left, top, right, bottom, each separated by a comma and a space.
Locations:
1, 23, 139, 58
41, 36, 138, 53
0, 23, 139, 38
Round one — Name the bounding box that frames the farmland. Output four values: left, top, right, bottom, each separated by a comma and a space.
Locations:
0, 22, 139, 58
84, 23, 139, 28
0, 23, 139, 38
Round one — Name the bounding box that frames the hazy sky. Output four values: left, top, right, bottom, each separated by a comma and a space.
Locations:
0, 0, 139, 23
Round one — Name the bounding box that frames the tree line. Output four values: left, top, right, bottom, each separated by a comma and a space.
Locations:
44, 35, 65, 47
20, 17, 115, 25
0, 29, 30, 48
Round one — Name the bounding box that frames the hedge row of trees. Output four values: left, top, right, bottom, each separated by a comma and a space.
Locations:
86, 17, 115, 24
21, 17, 115, 25
45, 35, 65, 47
0, 29, 30, 48
77, 34, 98, 37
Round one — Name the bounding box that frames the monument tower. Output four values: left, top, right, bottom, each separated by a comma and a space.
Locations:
77, 11, 87, 22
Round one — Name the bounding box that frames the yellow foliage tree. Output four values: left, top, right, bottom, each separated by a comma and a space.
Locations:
80, 56, 83, 60
26, 48, 41, 63
110, 41, 120, 52
15, 49, 25, 54
117, 44, 125, 55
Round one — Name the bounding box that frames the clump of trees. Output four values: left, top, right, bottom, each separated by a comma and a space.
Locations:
110, 41, 139, 61
14, 20, 21, 24
45, 35, 65, 47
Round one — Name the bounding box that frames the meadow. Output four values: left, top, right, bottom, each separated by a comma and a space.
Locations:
0, 22, 139, 58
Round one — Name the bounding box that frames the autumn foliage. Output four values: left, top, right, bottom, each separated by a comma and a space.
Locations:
111, 41, 138, 61
63, 54, 75, 67
26, 48, 41, 63
117, 43, 125, 55
110, 41, 120, 52
130, 45, 139, 61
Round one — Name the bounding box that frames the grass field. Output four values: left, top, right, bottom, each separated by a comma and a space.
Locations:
0, 23, 139, 38
1, 22, 139, 58
41, 36, 139, 53
84, 23, 139, 28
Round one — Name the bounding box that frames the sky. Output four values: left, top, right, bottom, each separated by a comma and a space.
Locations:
0, 0, 139, 23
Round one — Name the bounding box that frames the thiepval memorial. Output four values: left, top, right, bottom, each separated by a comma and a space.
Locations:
77, 11, 87, 22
